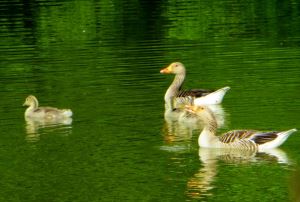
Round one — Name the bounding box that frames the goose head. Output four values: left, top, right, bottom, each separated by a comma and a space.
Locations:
185, 105, 205, 115
185, 105, 214, 120
185, 105, 218, 129
160, 62, 186, 75
23, 95, 39, 108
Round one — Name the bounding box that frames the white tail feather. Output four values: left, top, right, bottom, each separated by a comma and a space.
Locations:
62, 109, 73, 117
259, 128, 297, 150
194, 86, 230, 105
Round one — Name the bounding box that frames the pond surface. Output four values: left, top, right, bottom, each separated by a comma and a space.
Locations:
1, 0, 300, 201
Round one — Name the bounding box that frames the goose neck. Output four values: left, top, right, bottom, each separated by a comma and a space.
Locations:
164, 73, 185, 103
171, 73, 185, 90
31, 99, 38, 109
198, 110, 219, 147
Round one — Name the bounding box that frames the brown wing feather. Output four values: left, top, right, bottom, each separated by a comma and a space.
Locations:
250, 132, 278, 145
177, 89, 214, 98
219, 130, 279, 145
219, 130, 256, 143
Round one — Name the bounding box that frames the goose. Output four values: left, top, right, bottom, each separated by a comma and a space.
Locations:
23, 95, 72, 120
160, 62, 230, 110
185, 105, 297, 151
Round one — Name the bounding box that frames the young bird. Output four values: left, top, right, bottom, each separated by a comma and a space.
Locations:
23, 95, 72, 120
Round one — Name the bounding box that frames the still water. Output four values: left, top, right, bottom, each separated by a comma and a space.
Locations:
1, 0, 300, 201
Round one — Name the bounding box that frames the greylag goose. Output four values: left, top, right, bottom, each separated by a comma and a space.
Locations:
160, 62, 230, 110
185, 105, 297, 151
23, 95, 73, 120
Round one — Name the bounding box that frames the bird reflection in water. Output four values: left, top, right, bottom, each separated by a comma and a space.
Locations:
162, 104, 227, 143
186, 147, 290, 200
289, 167, 300, 202
24, 116, 72, 142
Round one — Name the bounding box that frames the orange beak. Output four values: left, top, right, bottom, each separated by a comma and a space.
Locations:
185, 105, 195, 113
160, 66, 172, 74
185, 105, 201, 114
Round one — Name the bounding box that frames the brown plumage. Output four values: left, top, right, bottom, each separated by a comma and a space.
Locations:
219, 130, 256, 143
177, 89, 213, 98
185, 105, 297, 150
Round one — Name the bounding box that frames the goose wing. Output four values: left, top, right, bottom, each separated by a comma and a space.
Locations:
250, 131, 278, 145
34, 107, 60, 113
177, 89, 214, 98
172, 89, 213, 107
219, 130, 279, 145
219, 130, 257, 143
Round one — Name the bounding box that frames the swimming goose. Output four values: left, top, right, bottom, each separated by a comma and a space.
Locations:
23, 95, 72, 120
160, 62, 230, 110
185, 105, 297, 151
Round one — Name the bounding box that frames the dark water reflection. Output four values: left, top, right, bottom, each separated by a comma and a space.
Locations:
24, 117, 72, 142
1, 0, 300, 201
186, 148, 291, 200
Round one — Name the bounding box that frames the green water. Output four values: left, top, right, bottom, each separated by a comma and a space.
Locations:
1, 0, 300, 201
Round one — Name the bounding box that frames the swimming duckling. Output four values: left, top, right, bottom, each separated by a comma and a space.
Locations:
23, 95, 72, 120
